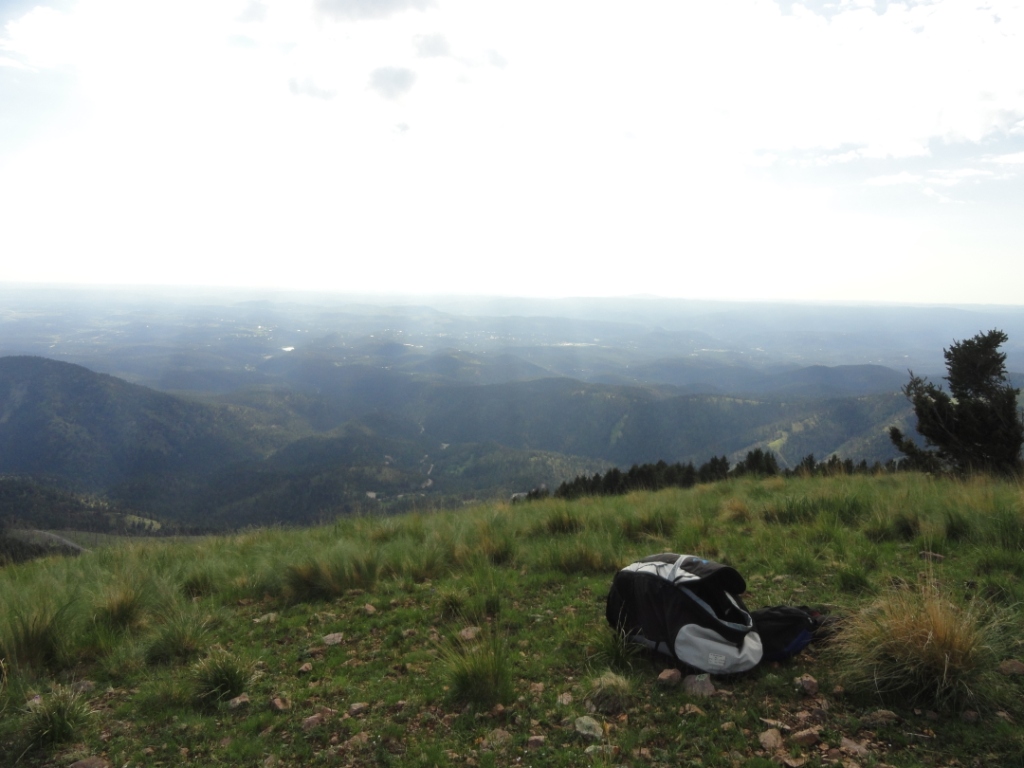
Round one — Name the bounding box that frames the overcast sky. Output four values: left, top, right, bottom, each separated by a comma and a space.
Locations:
1, 0, 1022, 303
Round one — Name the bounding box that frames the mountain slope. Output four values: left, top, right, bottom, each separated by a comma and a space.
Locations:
0, 356, 272, 490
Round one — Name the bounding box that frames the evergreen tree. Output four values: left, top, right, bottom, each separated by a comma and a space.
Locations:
890, 329, 1023, 476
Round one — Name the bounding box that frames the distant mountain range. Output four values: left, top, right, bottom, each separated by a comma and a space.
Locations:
0, 353, 910, 528
5, 286, 1019, 529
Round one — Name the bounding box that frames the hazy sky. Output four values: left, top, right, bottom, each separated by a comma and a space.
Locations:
1, 0, 1022, 303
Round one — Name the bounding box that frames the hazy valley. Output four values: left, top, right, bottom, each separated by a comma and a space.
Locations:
2, 285, 1024, 531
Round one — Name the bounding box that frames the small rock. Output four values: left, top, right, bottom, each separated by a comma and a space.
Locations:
679, 703, 705, 717
657, 668, 682, 688
302, 713, 325, 731
349, 702, 370, 716
527, 735, 546, 750
995, 710, 1015, 724
575, 715, 604, 741
998, 659, 1024, 676
402, 628, 417, 638
793, 674, 818, 696
348, 731, 370, 746
529, 682, 545, 694
557, 692, 573, 706
861, 709, 898, 728
791, 726, 821, 746
840, 736, 870, 757
683, 673, 715, 698
484, 728, 512, 748
269, 696, 291, 712
961, 710, 980, 723
781, 757, 807, 768
584, 745, 618, 757
759, 728, 784, 751
69, 759, 110, 768
323, 632, 344, 645
918, 551, 944, 562
297, 662, 313, 675
459, 626, 481, 641
363, 604, 376, 615
254, 612, 278, 624
720, 721, 735, 731
228, 693, 250, 710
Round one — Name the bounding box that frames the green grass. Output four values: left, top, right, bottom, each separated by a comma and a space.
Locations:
0, 473, 1022, 766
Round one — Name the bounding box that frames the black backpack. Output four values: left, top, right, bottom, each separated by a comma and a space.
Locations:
749, 605, 821, 663
606, 553, 764, 673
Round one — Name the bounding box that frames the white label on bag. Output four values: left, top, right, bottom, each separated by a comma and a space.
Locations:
708, 653, 727, 668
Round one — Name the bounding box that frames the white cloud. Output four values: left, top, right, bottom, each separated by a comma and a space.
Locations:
985, 151, 1024, 165
865, 172, 923, 186
0, 0, 1023, 304
316, 0, 434, 21
368, 66, 415, 99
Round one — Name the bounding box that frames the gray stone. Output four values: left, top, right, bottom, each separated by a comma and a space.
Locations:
574, 715, 604, 740
323, 632, 344, 645
228, 693, 250, 710
69, 759, 110, 768
758, 728, 783, 751
683, 673, 715, 697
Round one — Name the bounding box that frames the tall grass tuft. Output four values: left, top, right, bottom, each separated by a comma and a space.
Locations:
620, 507, 676, 542
191, 647, 254, 709
539, 507, 585, 536
588, 624, 645, 674
285, 545, 381, 603
144, 607, 210, 665
24, 684, 92, 748
0, 658, 8, 720
1, 601, 75, 672
94, 582, 149, 633
833, 584, 1005, 710
440, 627, 514, 710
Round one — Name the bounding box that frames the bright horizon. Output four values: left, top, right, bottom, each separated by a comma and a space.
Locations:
2, 0, 1023, 305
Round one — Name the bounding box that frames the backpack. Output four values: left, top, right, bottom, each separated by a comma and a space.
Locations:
605, 553, 763, 673
749, 605, 820, 663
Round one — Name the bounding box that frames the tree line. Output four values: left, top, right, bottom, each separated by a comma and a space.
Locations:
547, 449, 891, 501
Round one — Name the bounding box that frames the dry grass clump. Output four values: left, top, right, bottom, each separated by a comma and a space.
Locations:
585, 670, 634, 715
94, 582, 148, 633
833, 583, 1004, 710
719, 497, 752, 524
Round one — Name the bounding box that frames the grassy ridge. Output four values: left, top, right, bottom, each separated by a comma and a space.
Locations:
1, 473, 1022, 766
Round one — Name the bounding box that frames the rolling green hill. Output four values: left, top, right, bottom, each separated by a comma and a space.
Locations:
1, 473, 1022, 766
